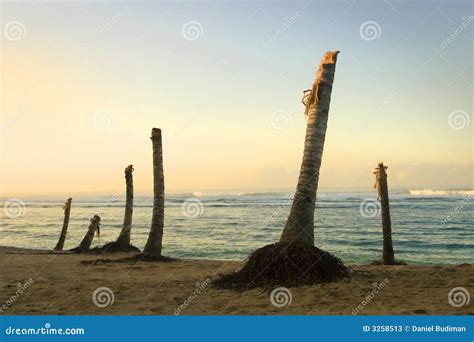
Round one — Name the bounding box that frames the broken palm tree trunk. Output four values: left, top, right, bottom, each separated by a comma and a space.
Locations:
87, 129, 172, 263
141, 128, 169, 260
97, 165, 140, 253
72, 215, 101, 253
215, 51, 348, 289
116, 164, 134, 246
373, 162, 397, 265
53, 198, 72, 251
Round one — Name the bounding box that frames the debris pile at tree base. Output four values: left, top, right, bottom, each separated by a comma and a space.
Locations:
81, 253, 175, 265
69, 247, 88, 253
70, 242, 140, 254
214, 242, 350, 289
88, 242, 141, 254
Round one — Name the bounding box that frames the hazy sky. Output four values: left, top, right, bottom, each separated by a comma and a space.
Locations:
1, 0, 472, 196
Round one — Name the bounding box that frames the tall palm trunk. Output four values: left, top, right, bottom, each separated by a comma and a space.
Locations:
374, 162, 395, 265
116, 165, 134, 246
54, 198, 72, 251
143, 128, 165, 256
280, 50, 339, 246
77, 215, 101, 252
214, 51, 348, 288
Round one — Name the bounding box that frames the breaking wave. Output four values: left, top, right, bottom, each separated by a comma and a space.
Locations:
409, 189, 474, 197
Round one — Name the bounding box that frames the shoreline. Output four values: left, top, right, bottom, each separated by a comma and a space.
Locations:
0, 246, 471, 266
0, 246, 472, 315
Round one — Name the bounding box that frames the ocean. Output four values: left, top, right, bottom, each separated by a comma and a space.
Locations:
1, 190, 472, 265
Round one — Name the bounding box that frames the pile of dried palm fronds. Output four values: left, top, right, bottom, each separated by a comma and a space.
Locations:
87, 242, 141, 254
214, 242, 349, 289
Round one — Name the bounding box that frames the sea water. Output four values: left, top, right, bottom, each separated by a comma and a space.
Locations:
0, 190, 472, 264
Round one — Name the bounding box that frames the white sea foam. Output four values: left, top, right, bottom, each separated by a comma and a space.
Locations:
409, 189, 474, 196
191, 191, 275, 197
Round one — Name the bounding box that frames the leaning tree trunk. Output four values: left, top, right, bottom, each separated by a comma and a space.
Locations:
215, 51, 348, 289
280, 50, 340, 246
76, 215, 101, 252
143, 128, 165, 256
115, 165, 134, 246
54, 198, 72, 251
374, 162, 396, 265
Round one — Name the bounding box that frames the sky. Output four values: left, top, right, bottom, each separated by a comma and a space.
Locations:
1, 0, 472, 196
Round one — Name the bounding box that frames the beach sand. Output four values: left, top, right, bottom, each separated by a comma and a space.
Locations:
0, 246, 472, 315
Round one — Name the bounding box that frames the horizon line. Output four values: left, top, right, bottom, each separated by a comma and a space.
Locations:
1, 186, 473, 198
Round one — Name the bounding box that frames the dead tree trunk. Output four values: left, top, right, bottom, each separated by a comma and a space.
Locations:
215, 51, 348, 288
116, 165, 134, 246
374, 162, 396, 265
54, 198, 72, 251
143, 128, 165, 256
280, 51, 340, 246
76, 215, 101, 252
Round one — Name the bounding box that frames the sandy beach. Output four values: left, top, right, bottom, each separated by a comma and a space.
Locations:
0, 246, 472, 315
